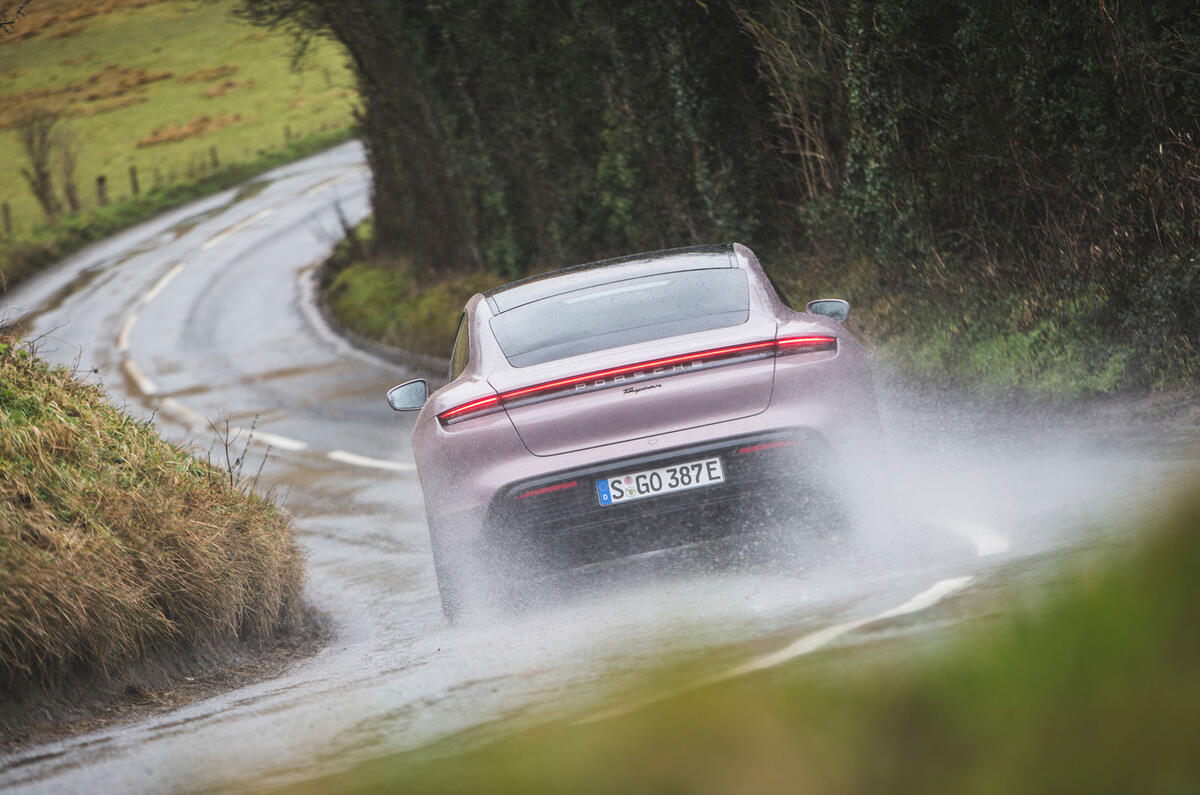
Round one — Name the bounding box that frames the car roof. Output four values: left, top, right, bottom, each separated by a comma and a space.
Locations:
483, 244, 736, 314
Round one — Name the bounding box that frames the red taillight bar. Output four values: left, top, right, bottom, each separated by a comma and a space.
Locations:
516, 480, 578, 499
737, 440, 802, 454
438, 334, 836, 425
501, 339, 776, 400
777, 335, 838, 351
437, 394, 501, 422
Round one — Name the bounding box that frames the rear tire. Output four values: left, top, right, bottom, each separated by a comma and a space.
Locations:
429, 529, 464, 624
429, 524, 521, 623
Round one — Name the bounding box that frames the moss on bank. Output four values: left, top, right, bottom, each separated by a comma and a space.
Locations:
0, 338, 304, 692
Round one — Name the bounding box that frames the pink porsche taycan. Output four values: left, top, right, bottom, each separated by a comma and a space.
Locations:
387, 243, 880, 619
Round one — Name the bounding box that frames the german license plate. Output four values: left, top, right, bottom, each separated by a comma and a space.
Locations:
596, 456, 724, 506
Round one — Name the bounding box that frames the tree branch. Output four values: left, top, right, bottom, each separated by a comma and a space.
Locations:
0, 0, 35, 36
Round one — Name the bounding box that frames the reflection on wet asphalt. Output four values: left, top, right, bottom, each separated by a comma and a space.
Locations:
1, 141, 1194, 793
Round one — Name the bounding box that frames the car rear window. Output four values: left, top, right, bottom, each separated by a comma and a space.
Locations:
489, 269, 750, 367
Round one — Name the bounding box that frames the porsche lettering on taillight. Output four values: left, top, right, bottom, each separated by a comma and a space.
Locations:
437, 335, 837, 425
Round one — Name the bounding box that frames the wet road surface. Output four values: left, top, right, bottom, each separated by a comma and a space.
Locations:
1, 141, 1193, 792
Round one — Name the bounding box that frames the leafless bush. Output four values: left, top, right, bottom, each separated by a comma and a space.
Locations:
207, 415, 272, 493
58, 129, 80, 214
15, 105, 64, 222
13, 105, 84, 220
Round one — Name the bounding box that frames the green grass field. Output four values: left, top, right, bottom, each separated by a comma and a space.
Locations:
0, 0, 356, 238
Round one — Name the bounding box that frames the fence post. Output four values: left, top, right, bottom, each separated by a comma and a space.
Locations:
284, 125, 292, 143
129, 165, 140, 196
210, 146, 219, 170
2, 202, 10, 237
97, 175, 108, 206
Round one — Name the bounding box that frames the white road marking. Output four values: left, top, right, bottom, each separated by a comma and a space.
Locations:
159, 398, 209, 430
116, 263, 183, 360
327, 450, 415, 472
155, 407, 315, 453
579, 576, 975, 725
201, 208, 274, 250
236, 428, 309, 452
720, 576, 973, 679
143, 262, 184, 303
303, 168, 365, 197
296, 260, 414, 376
116, 314, 137, 352
945, 521, 1010, 557
122, 359, 158, 396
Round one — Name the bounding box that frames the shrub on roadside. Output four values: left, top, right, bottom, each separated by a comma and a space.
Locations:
254, 0, 1199, 394
324, 249, 502, 359
0, 338, 304, 689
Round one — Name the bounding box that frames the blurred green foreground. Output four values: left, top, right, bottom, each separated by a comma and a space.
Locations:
285, 488, 1200, 795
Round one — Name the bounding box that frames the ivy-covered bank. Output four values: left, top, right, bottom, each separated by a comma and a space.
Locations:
247, 0, 1199, 394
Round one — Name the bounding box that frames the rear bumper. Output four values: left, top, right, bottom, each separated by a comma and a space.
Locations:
414, 344, 880, 574
485, 428, 835, 571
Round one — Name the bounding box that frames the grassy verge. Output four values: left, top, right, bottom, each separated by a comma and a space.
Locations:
0, 336, 304, 694
771, 254, 1178, 399
288, 486, 1200, 794
0, 0, 356, 290
323, 221, 503, 359
323, 234, 1178, 399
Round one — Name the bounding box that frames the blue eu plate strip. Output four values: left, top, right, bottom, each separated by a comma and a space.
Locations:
596, 479, 612, 506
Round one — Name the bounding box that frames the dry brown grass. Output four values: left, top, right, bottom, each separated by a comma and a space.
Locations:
0, 337, 304, 688
0, 64, 172, 128
56, 54, 93, 67
0, 0, 168, 41
203, 78, 252, 99
68, 93, 147, 116
135, 112, 246, 147
177, 64, 238, 83
79, 64, 173, 97
47, 22, 85, 39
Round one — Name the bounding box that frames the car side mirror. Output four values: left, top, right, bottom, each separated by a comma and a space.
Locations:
806, 298, 850, 324
386, 379, 428, 411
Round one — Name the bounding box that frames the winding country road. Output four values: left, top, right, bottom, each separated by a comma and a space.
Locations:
0, 142, 1189, 793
